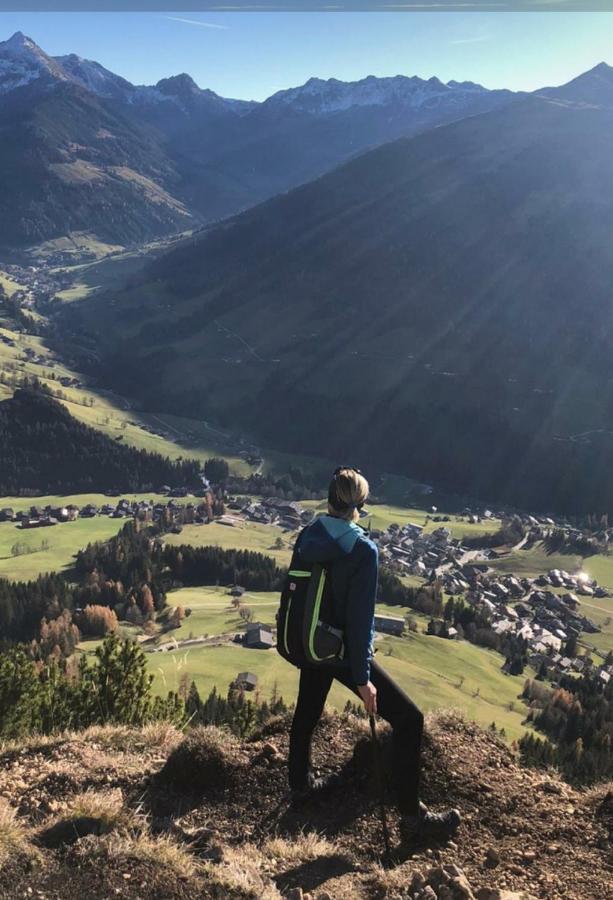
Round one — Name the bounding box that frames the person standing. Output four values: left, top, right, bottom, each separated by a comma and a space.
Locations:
287, 466, 461, 841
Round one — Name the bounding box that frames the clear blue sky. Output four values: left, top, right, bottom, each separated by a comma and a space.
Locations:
0, 12, 612, 99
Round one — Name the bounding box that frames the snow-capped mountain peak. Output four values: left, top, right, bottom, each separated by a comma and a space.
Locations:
0, 31, 68, 94
447, 79, 488, 92
4, 31, 40, 55
152, 73, 255, 115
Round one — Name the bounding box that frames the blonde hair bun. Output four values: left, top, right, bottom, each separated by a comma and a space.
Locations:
328, 467, 369, 522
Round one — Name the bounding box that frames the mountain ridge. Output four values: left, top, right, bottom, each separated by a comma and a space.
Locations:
2, 30, 613, 253
539, 60, 613, 107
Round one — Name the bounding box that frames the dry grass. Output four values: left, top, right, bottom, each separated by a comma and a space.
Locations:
206, 844, 282, 899
139, 721, 184, 751
102, 831, 201, 879
264, 832, 339, 862
0, 732, 59, 755
0, 799, 36, 866
61, 789, 136, 831
368, 860, 418, 897
79, 721, 182, 753
0, 722, 182, 756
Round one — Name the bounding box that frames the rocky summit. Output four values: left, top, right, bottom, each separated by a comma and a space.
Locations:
0, 712, 610, 899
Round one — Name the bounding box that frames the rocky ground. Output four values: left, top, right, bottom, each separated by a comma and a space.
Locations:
0, 712, 610, 899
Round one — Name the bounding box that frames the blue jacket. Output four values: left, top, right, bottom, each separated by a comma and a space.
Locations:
293, 514, 378, 685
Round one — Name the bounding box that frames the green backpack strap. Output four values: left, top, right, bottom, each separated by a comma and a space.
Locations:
302, 564, 344, 664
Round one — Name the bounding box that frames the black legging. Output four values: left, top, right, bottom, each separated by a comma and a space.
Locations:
289, 659, 424, 815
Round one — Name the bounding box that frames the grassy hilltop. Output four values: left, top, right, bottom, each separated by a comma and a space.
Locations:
0, 712, 610, 899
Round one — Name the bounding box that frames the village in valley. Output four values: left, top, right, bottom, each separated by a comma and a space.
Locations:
377, 516, 609, 673
4, 482, 610, 698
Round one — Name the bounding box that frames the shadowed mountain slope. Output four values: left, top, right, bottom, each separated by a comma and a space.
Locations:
69, 94, 613, 513
0, 73, 193, 249
540, 61, 613, 107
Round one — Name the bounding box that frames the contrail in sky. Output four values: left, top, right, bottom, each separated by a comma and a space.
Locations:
161, 16, 229, 30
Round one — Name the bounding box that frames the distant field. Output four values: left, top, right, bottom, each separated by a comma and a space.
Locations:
571, 554, 613, 654
56, 242, 184, 303
29, 232, 124, 262
156, 586, 278, 642
0, 516, 126, 581
580, 553, 613, 589
487, 545, 583, 578
147, 586, 530, 741
165, 521, 293, 567
0, 492, 175, 581
54, 282, 98, 303
0, 270, 24, 298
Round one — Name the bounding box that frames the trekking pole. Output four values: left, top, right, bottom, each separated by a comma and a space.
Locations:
369, 712, 392, 864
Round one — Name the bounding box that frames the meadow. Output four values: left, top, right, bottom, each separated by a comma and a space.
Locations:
165, 521, 293, 567
154, 585, 279, 643
0, 269, 23, 297
0, 493, 175, 581
0, 516, 128, 581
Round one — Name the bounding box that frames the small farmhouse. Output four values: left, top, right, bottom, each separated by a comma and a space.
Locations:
233, 672, 258, 691
374, 614, 405, 637
244, 626, 274, 649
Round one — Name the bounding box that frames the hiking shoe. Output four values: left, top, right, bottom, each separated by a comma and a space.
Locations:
289, 771, 344, 806
308, 771, 345, 793
400, 803, 462, 843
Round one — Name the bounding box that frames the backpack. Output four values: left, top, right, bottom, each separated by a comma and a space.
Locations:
276, 553, 345, 668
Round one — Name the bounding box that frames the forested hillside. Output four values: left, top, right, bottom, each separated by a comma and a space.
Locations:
0, 389, 201, 494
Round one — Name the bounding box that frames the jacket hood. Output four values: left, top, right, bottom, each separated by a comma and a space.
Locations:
298, 514, 363, 564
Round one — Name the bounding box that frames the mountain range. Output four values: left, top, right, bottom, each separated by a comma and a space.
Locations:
0, 30, 517, 250
66, 61, 613, 514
